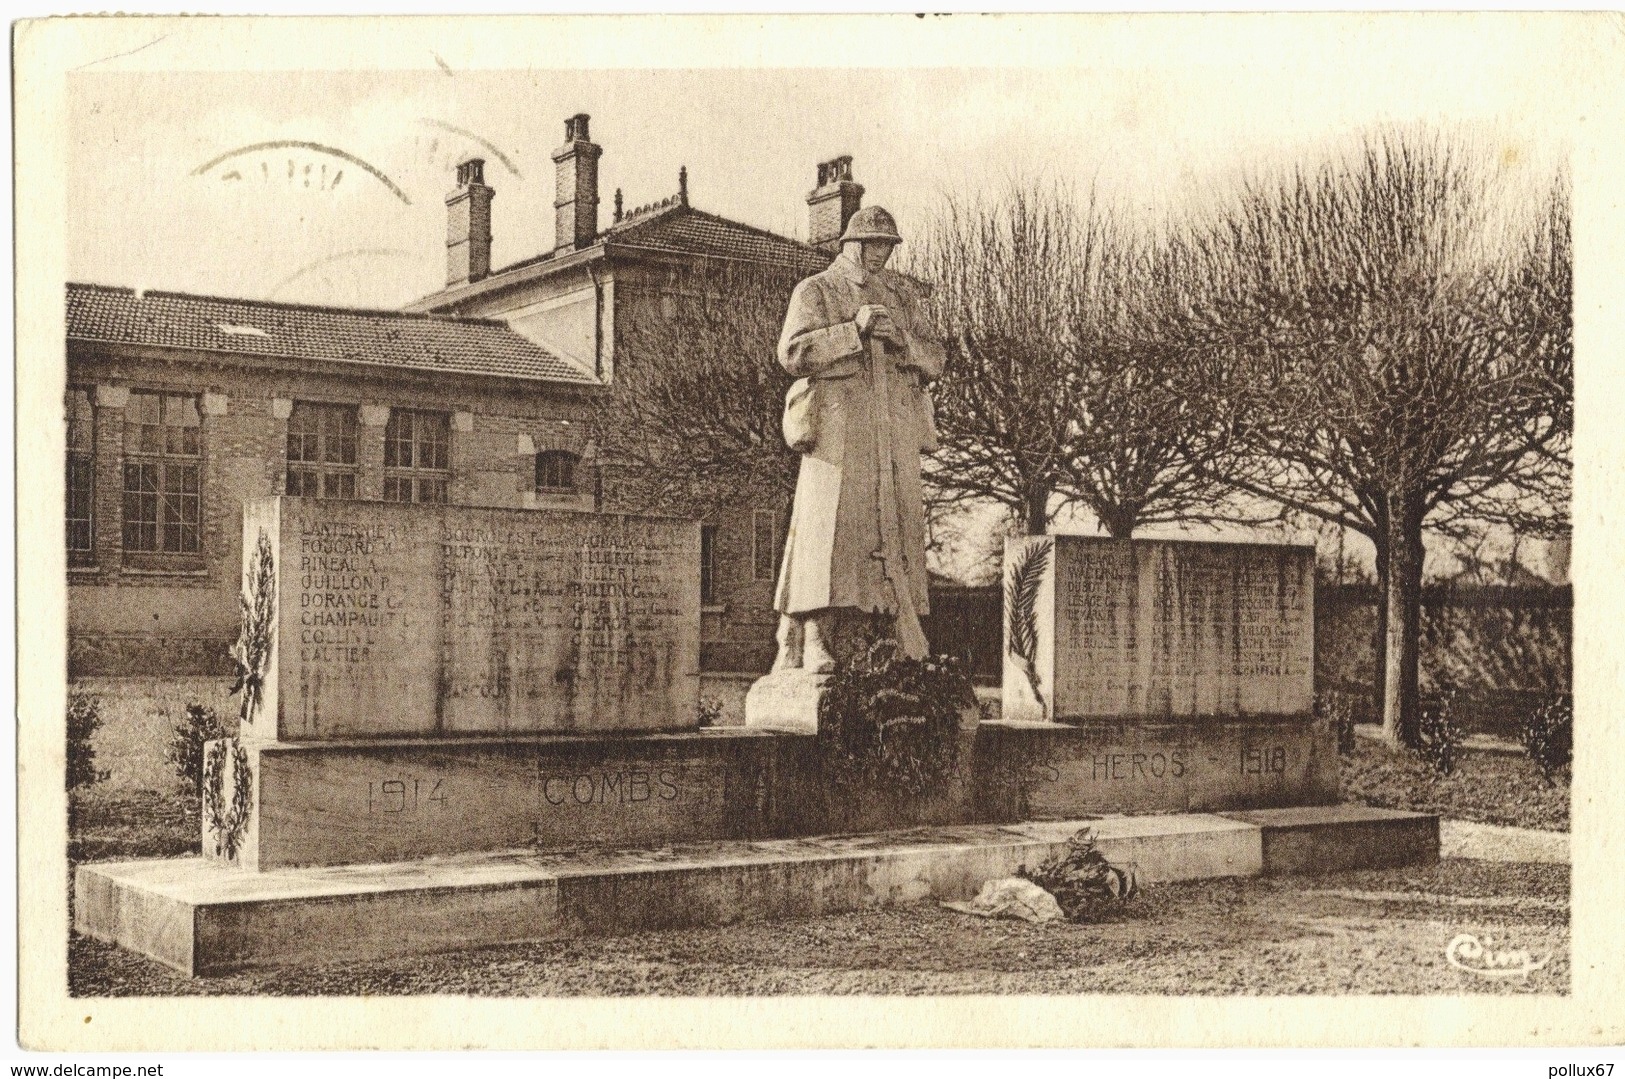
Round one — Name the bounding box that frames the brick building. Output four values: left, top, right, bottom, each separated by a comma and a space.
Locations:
66, 113, 874, 695
65, 284, 603, 677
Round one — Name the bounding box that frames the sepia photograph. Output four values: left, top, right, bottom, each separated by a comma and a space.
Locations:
13, 11, 1624, 1052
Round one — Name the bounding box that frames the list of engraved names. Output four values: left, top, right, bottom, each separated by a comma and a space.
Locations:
274, 500, 699, 737
1053, 542, 1312, 718
439, 517, 692, 710
296, 520, 409, 667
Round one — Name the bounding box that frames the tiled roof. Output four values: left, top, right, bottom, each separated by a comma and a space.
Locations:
605, 205, 830, 274
66, 283, 598, 385
469, 203, 832, 287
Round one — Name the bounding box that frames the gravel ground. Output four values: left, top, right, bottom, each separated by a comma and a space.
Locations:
70, 858, 1568, 997
1340, 741, 1569, 831
1441, 821, 1568, 863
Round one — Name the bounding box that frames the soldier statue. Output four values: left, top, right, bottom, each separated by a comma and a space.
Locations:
766, 205, 946, 678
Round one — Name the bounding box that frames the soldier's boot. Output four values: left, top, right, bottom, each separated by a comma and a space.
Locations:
770, 614, 804, 673
802, 614, 838, 674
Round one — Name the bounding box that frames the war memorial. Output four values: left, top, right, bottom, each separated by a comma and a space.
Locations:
74, 207, 1437, 976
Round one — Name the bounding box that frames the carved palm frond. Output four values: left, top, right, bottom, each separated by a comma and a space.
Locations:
1004, 538, 1052, 713
230, 530, 278, 724
1004, 538, 1051, 664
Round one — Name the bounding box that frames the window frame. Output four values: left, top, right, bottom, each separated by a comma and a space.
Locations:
120, 389, 203, 560
534, 449, 579, 495
382, 407, 451, 505
286, 401, 360, 500
700, 523, 720, 607
66, 387, 96, 565
751, 509, 778, 582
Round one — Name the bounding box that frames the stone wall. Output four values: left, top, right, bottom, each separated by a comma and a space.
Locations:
1316, 583, 1572, 735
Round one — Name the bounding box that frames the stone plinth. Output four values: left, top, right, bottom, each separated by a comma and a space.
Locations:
742, 668, 828, 733
239, 497, 701, 742
76, 808, 1437, 976
1225, 804, 1441, 875
202, 729, 789, 870
975, 717, 1338, 819
1001, 537, 1314, 724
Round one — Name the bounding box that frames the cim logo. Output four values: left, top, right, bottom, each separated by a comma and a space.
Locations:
1445, 932, 1550, 980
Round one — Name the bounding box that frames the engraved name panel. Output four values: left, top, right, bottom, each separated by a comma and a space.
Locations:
439, 513, 698, 733
247, 497, 700, 741
1042, 538, 1313, 721
274, 498, 444, 739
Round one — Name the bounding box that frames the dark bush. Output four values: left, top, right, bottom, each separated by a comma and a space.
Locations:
696, 696, 726, 727
1415, 687, 1464, 776
1521, 694, 1573, 785
167, 702, 227, 796
1316, 690, 1358, 756
67, 691, 109, 793
816, 638, 974, 798
1018, 827, 1138, 922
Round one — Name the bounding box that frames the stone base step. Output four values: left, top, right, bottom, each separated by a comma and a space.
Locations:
75, 805, 1437, 976
1224, 804, 1442, 874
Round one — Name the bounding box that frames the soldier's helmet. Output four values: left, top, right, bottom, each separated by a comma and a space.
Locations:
839, 205, 903, 245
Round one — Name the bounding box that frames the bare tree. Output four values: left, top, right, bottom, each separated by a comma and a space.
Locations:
596, 262, 803, 521
1060, 221, 1279, 537
1191, 130, 1571, 747
915, 183, 1270, 538
1426, 182, 1572, 544
912, 185, 1094, 534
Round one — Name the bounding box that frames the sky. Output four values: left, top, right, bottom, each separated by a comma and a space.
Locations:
59, 18, 1587, 579
65, 17, 1583, 311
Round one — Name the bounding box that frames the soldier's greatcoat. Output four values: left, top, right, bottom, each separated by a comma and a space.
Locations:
774, 250, 946, 618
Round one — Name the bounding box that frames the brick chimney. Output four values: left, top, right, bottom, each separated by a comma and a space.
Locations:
552, 113, 602, 252
446, 158, 494, 286
806, 156, 863, 252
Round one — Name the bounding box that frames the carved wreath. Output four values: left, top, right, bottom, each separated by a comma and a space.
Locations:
203, 738, 253, 861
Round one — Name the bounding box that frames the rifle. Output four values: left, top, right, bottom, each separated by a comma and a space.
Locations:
867, 332, 930, 659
